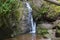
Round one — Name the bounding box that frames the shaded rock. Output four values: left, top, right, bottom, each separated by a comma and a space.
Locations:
16, 7, 31, 34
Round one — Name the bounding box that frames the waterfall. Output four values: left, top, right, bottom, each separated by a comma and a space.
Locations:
25, 2, 36, 33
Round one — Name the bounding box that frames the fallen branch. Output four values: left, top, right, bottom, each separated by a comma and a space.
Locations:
44, 0, 60, 6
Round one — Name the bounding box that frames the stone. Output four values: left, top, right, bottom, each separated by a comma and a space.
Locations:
38, 23, 54, 29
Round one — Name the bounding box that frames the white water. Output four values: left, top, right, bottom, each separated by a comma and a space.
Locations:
26, 2, 36, 33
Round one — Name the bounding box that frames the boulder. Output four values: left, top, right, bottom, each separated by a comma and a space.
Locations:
38, 23, 54, 29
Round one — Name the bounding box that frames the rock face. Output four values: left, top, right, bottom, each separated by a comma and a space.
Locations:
16, 5, 31, 34
18, 14, 31, 34
18, 0, 43, 34
31, 0, 43, 8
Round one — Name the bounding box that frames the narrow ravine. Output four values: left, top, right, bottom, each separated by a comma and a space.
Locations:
5, 1, 51, 40
5, 1, 37, 40
5, 1, 53, 40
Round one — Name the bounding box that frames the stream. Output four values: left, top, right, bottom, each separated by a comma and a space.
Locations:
5, 34, 40, 40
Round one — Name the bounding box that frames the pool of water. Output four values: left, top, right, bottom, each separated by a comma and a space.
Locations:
5, 34, 52, 40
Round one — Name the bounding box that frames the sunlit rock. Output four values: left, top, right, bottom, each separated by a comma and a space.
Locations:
38, 23, 54, 29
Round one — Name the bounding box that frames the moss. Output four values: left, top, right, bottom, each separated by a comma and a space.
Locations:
31, 1, 49, 20
37, 24, 48, 37
56, 29, 60, 33
32, 0, 60, 21
0, 0, 24, 39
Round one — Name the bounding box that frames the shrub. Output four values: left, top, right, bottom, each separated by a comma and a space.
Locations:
0, 0, 20, 39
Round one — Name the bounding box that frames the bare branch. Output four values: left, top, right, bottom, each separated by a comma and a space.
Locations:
44, 0, 60, 6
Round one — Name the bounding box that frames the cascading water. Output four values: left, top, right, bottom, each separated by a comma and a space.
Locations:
25, 2, 36, 33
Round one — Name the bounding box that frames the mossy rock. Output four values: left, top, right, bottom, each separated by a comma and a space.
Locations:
56, 29, 60, 37
30, 0, 60, 22
0, 0, 24, 39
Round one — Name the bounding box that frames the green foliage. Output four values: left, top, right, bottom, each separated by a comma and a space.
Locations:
32, 3, 49, 19
32, 1, 60, 20
0, 0, 20, 28
56, 29, 60, 33
0, 0, 19, 15
0, 0, 21, 39
47, 4, 60, 19
37, 29, 48, 35
37, 25, 48, 36
39, 5, 48, 15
